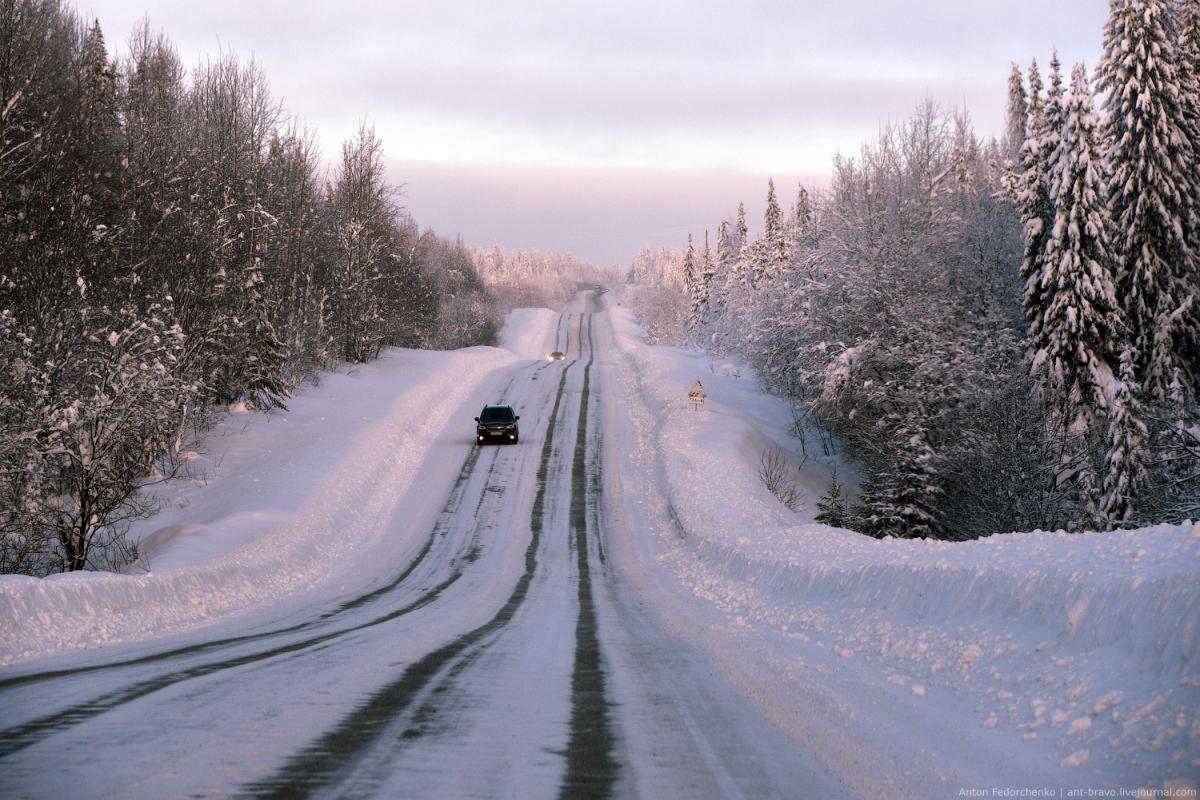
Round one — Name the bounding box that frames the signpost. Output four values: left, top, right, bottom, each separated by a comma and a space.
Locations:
689, 380, 706, 411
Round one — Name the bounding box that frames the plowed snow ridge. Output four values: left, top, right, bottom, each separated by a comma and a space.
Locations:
0, 346, 522, 665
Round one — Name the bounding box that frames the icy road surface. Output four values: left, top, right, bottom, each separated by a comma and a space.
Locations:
0, 292, 843, 799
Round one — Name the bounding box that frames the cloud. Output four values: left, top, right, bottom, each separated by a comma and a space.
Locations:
84, 0, 1109, 261
90, 0, 1105, 166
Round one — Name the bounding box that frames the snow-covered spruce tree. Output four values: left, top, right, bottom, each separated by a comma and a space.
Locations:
743, 239, 771, 291
714, 218, 732, 294
1018, 61, 1056, 372
1035, 63, 1119, 414
740, 183, 782, 294
735, 202, 749, 248
1181, 0, 1200, 150
239, 264, 290, 410
814, 472, 850, 528
785, 183, 815, 260
791, 184, 814, 234
1097, 0, 1198, 402
1033, 63, 1121, 526
705, 219, 735, 352
1100, 348, 1149, 525
1006, 62, 1029, 166
696, 230, 714, 335
1181, 1, 1200, 228
1178, 0, 1200, 380
732, 202, 750, 288
683, 232, 697, 339
1046, 52, 1065, 133
857, 415, 942, 539
763, 178, 786, 273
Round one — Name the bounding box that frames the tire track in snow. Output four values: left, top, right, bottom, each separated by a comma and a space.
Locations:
549, 311, 571, 356
561, 310, 619, 799
239, 362, 577, 799
0, 446, 506, 760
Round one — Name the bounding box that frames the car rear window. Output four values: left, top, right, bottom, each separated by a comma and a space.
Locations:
480, 407, 513, 423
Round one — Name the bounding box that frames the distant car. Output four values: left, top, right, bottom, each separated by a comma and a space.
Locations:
475, 405, 520, 445
548, 351, 566, 361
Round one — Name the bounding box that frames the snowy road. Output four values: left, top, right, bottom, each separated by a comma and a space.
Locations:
0, 292, 842, 799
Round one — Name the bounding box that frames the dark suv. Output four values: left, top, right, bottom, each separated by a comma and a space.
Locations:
475, 405, 520, 445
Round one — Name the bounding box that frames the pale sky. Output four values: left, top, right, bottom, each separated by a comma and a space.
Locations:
83, 1, 1107, 265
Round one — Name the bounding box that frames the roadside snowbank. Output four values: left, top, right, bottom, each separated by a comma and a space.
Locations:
498, 307, 559, 360
0, 344, 520, 667
608, 303, 1200, 791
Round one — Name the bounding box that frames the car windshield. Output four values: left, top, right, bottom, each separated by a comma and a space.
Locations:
480, 407, 513, 423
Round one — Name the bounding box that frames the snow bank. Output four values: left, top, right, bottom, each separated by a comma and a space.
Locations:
0, 344, 518, 667
498, 307, 559, 360
608, 304, 1200, 790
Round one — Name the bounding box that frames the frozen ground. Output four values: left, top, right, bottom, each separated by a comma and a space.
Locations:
0, 294, 1196, 799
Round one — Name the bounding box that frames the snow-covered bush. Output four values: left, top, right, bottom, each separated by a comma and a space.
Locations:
758, 445, 803, 511
1, 301, 197, 573
622, 283, 690, 347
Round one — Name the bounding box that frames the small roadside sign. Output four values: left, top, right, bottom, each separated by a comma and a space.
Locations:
689, 380, 706, 411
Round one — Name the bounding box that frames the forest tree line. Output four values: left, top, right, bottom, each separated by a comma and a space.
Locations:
628, 0, 1199, 539
469, 246, 617, 313
0, 1, 528, 574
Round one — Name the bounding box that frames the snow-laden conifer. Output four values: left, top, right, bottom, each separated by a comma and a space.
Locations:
763, 178, 786, 272
1172, 0, 1200, 382
732, 202, 751, 288
786, 184, 814, 260
1097, 0, 1198, 401
1018, 60, 1054, 355
240, 264, 290, 410
1034, 63, 1119, 432
814, 472, 850, 528
1045, 53, 1065, 134
858, 418, 942, 539
683, 233, 699, 340
790, 185, 813, 235
1006, 62, 1028, 164
698, 230, 714, 329
708, 219, 732, 320
1100, 348, 1149, 526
